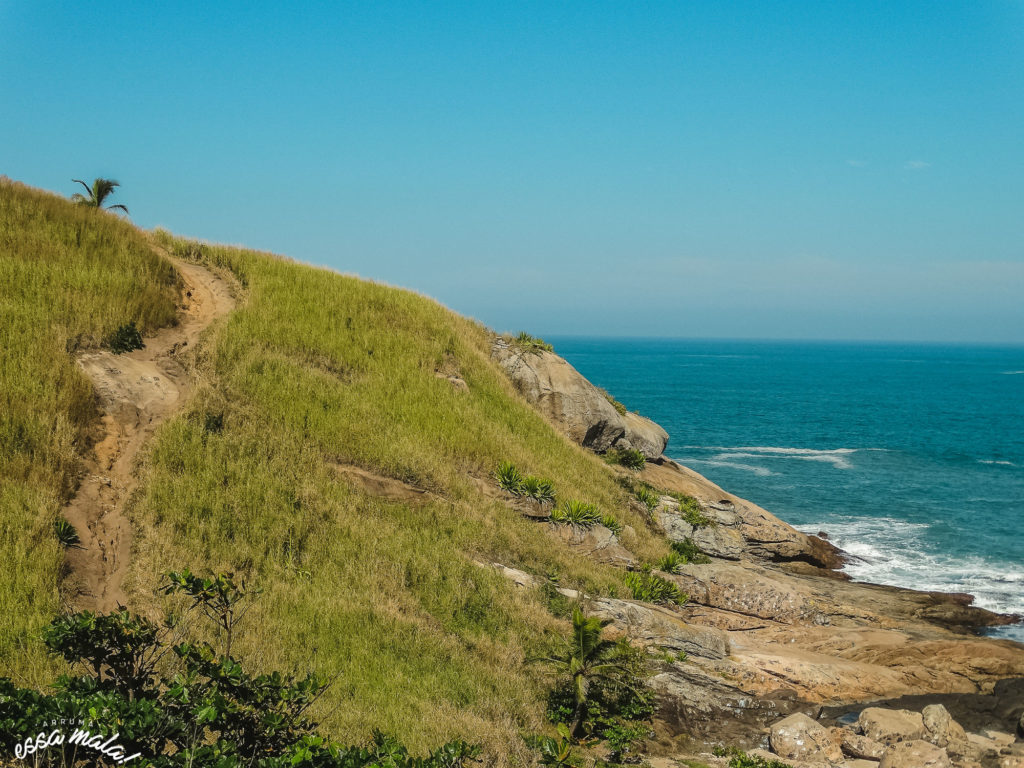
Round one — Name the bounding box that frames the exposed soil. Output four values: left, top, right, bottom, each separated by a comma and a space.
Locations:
61, 257, 235, 611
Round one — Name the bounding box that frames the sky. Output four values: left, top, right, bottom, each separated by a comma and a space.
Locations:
2, 1, 1023, 343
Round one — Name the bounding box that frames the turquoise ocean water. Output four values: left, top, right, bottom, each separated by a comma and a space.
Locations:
549, 338, 1024, 641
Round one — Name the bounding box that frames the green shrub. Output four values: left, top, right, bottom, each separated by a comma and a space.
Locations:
53, 518, 80, 548
600, 515, 623, 536
623, 568, 686, 606
495, 461, 524, 494
713, 746, 793, 768
521, 475, 556, 504
105, 320, 145, 354
513, 331, 554, 354
656, 551, 685, 574
605, 448, 646, 471
634, 485, 660, 513
672, 493, 712, 527
0, 572, 482, 768
550, 499, 601, 527
670, 538, 710, 564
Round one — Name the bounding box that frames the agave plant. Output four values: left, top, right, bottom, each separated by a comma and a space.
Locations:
634, 485, 660, 513
550, 499, 601, 528
606, 447, 646, 471
601, 514, 623, 536
494, 461, 524, 494
70, 177, 129, 214
624, 568, 686, 606
54, 518, 80, 548
672, 493, 712, 527
670, 537, 711, 564
521, 475, 556, 504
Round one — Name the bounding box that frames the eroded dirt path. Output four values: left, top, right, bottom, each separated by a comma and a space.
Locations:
63, 257, 235, 611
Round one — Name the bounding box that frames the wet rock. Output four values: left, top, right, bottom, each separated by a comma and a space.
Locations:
769, 712, 843, 763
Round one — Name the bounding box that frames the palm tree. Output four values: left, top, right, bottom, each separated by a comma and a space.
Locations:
71, 178, 129, 214
538, 607, 625, 737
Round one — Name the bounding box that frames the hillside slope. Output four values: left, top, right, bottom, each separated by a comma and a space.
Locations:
5, 181, 1022, 768
1, 180, 671, 759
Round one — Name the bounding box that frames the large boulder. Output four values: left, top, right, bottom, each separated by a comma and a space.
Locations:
922, 704, 968, 754
491, 339, 668, 458
878, 739, 951, 768
859, 708, 926, 745
769, 712, 843, 763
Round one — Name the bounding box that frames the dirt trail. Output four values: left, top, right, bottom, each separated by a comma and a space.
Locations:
62, 257, 235, 611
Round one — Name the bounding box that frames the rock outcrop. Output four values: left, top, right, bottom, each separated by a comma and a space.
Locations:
486, 333, 1024, 767
491, 337, 668, 458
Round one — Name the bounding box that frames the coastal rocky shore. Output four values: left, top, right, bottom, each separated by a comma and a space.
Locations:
491, 338, 1024, 768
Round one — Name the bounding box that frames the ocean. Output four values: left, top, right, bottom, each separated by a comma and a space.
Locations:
548, 338, 1024, 641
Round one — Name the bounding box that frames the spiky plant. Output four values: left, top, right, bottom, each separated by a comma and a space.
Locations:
513, 331, 554, 354
550, 499, 601, 528
70, 178, 129, 214
634, 485, 660, 513
54, 518, 80, 548
520, 475, 556, 504
606, 448, 646, 471
670, 537, 710, 564
624, 568, 686, 606
494, 461, 524, 494
600, 515, 623, 536
672, 493, 712, 527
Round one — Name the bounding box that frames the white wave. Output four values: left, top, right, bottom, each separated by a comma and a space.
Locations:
800, 517, 1024, 622
683, 445, 886, 470
1001, 370, 1024, 375
682, 458, 778, 477
713, 450, 854, 470
978, 459, 1016, 467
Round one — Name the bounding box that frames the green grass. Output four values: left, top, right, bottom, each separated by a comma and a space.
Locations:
119, 231, 671, 758
0, 182, 676, 761
512, 331, 553, 354
0, 179, 179, 684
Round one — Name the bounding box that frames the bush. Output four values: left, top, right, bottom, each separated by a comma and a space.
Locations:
513, 331, 554, 354
105, 320, 145, 354
605, 448, 646, 471
634, 485, 660, 513
0, 572, 480, 768
494, 461, 524, 494
670, 538, 710, 564
550, 499, 601, 528
624, 568, 687, 606
672, 493, 713, 527
544, 636, 653, 755
54, 518, 80, 547
521, 475, 556, 504
713, 746, 793, 768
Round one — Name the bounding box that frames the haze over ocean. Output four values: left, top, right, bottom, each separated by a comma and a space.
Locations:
551, 337, 1024, 639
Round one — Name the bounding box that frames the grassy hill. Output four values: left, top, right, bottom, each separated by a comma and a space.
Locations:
1, 180, 669, 760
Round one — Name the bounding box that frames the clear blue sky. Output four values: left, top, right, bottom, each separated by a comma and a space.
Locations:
2, 1, 1022, 343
